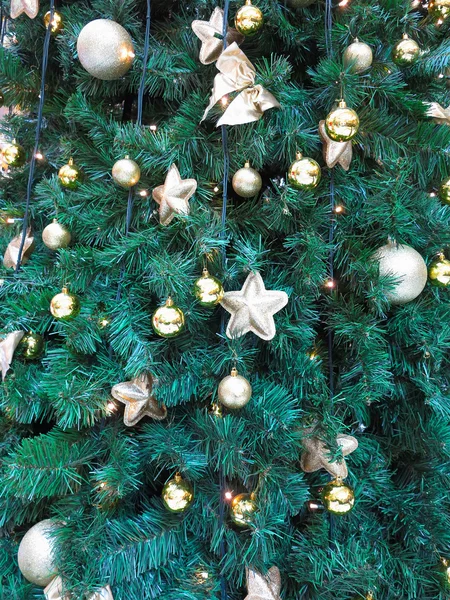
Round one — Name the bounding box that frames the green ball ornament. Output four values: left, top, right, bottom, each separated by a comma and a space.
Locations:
288, 152, 321, 190
325, 100, 359, 142
229, 492, 257, 527
152, 297, 185, 338
17, 332, 44, 360
193, 268, 224, 307
2, 141, 26, 167
50, 287, 81, 320
392, 34, 420, 67
321, 479, 355, 515
428, 253, 450, 287
162, 473, 194, 512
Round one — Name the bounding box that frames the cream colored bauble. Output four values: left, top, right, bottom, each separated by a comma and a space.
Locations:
112, 157, 141, 188
218, 368, 252, 409
343, 38, 373, 73
42, 219, 71, 250
17, 519, 58, 586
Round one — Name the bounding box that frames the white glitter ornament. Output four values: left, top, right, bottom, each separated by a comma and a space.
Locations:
18, 519, 58, 586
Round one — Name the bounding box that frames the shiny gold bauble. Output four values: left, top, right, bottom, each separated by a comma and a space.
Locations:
373, 239, 427, 305
439, 558, 450, 589
2, 141, 26, 167
429, 0, 450, 19
44, 10, 63, 34
112, 156, 141, 189
58, 158, 82, 190
194, 268, 224, 307
428, 253, 450, 287
230, 492, 257, 527
42, 219, 72, 250
17, 519, 58, 586
152, 297, 185, 338
325, 100, 360, 142
162, 473, 194, 512
235, 0, 264, 35
321, 480, 355, 515
218, 367, 252, 410
232, 162, 262, 198
77, 19, 135, 81
392, 34, 420, 66
17, 332, 44, 360
438, 177, 450, 204
288, 152, 321, 190
343, 38, 373, 74
50, 287, 80, 320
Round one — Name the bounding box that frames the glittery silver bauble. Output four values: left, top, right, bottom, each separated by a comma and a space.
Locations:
232, 162, 262, 198
374, 239, 427, 305
17, 519, 58, 586
77, 19, 135, 81
218, 367, 252, 409
343, 38, 373, 73
42, 219, 71, 250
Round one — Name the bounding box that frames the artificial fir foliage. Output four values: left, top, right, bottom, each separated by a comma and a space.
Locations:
0, 0, 450, 599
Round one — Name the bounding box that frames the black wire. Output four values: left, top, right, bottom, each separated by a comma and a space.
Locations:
14, 0, 55, 273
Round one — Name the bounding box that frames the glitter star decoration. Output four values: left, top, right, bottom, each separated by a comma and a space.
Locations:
111, 372, 167, 427
244, 566, 281, 600
300, 427, 358, 479
191, 7, 245, 65
319, 120, 353, 170
220, 271, 289, 341
0, 331, 24, 380
152, 164, 197, 226
10, 0, 39, 18
426, 101, 450, 126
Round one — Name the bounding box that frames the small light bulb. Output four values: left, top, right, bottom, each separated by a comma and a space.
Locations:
221, 95, 229, 107
224, 491, 233, 500
107, 401, 116, 411
213, 186, 220, 193
309, 352, 317, 361
437, 17, 444, 24
150, 125, 157, 131
199, 571, 209, 580
0, 279, 5, 286
6, 217, 15, 224
438, 73, 444, 79
338, 0, 349, 6
325, 279, 336, 289
429, 192, 437, 197
139, 189, 149, 197
334, 205, 344, 213
35, 152, 44, 160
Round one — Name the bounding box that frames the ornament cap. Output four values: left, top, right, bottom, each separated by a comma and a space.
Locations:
174, 472, 183, 483
245, 0, 253, 4
295, 151, 303, 160
244, 160, 251, 168
230, 367, 239, 377
402, 32, 409, 39
202, 267, 210, 277
52, 218, 57, 223
68, 157, 74, 166
61, 286, 69, 294
165, 296, 174, 307
338, 99, 347, 109
354, 37, 359, 43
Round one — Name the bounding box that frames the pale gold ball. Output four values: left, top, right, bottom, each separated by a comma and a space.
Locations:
288, 154, 321, 190
343, 39, 373, 74
230, 493, 257, 527
392, 35, 420, 66
112, 158, 141, 189
152, 297, 185, 338
325, 102, 360, 142
42, 219, 71, 250
429, 254, 450, 287
77, 19, 135, 81
58, 159, 82, 190
50, 287, 80, 320
232, 164, 262, 198
194, 269, 224, 307
162, 474, 194, 512
17, 519, 58, 586
235, 2, 264, 36
218, 368, 252, 409
322, 480, 355, 515
43, 10, 63, 34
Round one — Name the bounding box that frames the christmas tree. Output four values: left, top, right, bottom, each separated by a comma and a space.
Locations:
1, 0, 450, 598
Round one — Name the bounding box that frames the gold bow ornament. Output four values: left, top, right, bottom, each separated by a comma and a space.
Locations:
3, 227, 35, 269
11, 0, 39, 18
426, 102, 450, 126
202, 42, 280, 127
44, 577, 114, 600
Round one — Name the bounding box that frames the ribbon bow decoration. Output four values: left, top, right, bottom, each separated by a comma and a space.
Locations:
426, 102, 450, 126
202, 42, 280, 127
45, 577, 114, 600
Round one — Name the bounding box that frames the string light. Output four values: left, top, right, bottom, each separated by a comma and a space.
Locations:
325, 279, 336, 289
334, 204, 344, 214
309, 351, 318, 361
213, 185, 220, 193
149, 124, 157, 131
35, 152, 44, 160
438, 73, 444, 79
107, 401, 116, 412
429, 192, 437, 197
221, 95, 230, 107
437, 17, 444, 24
139, 189, 149, 197
224, 491, 233, 501
338, 0, 349, 6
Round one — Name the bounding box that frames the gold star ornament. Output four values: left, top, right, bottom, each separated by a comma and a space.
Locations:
319, 120, 353, 170
220, 271, 288, 341
300, 427, 358, 479
192, 7, 245, 65
426, 102, 450, 126
10, 0, 39, 18
111, 373, 167, 427
152, 164, 197, 226
244, 566, 281, 600
0, 331, 24, 380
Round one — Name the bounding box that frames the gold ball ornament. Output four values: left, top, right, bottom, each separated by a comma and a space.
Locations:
58, 158, 82, 190
343, 38, 373, 74
230, 492, 257, 527
44, 10, 63, 34
17, 519, 58, 586
77, 19, 135, 81
392, 34, 420, 67
50, 287, 81, 320
42, 219, 72, 250
194, 268, 224, 307
429, 0, 450, 20
232, 162, 262, 198
439, 558, 450, 589
321, 479, 355, 515
438, 177, 450, 204
373, 239, 427, 305
429, 253, 450, 287
17, 332, 44, 360
152, 297, 185, 338
288, 152, 321, 190
2, 141, 26, 167
325, 100, 360, 142
235, 0, 264, 36
162, 473, 194, 513
218, 367, 252, 410
112, 156, 141, 189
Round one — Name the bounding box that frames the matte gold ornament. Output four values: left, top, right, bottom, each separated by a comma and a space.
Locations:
18, 519, 58, 586
232, 162, 262, 198
3, 227, 35, 268
0, 331, 24, 380
17, 332, 44, 360
429, 0, 450, 19
288, 152, 321, 190
112, 156, 141, 189
42, 219, 72, 250
235, 0, 264, 35
373, 239, 427, 305
162, 473, 194, 512
230, 492, 257, 527
43, 10, 62, 33
439, 177, 450, 204
244, 566, 281, 600
152, 297, 185, 338
220, 271, 288, 340
325, 100, 359, 142
191, 7, 244, 65
218, 367, 252, 409
300, 428, 358, 479
77, 19, 135, 81
319, 120, 352, 170
152, 163, 197, 226
343, 38, 373, 73
428, 253, 450, 287
392, 34, 420, 66
50, 287, 80, 320
58, 158, 82, 189
321, 479, 355, 515
10, 0, 39, 18
111, 372, 167, 426
2, 141, 26, 167
194, 268, 224, 307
